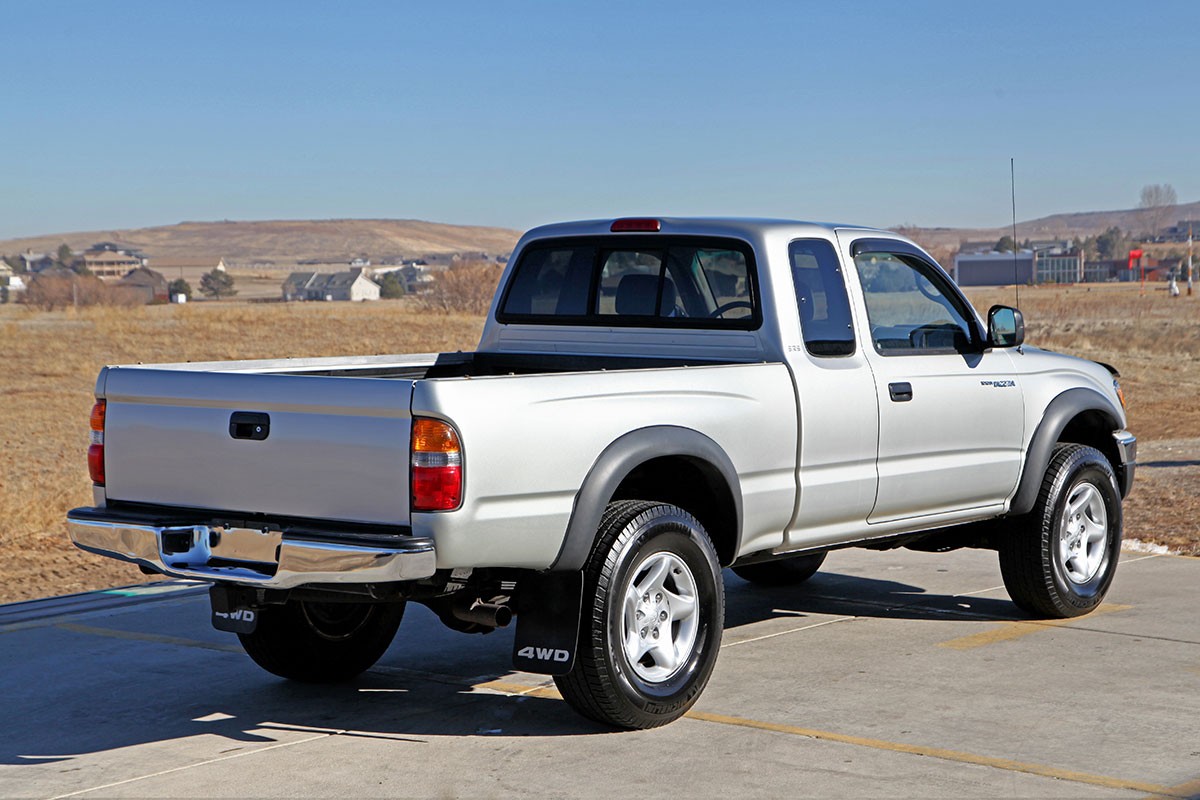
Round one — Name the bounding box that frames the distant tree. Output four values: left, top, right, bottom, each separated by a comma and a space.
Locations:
376, 272, 406, 299
1139, 183, 1178, 239
55, 243, 88, 274
199, 269, 237, 299
168, 278, 192, 300
2, 254, 23, 274
994, 235, 1017, 252
1095, 226, 1130, 260
1074, 235, 1098, 260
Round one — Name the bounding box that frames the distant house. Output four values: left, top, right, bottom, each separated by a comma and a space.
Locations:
20, 250, 55, 273
147, 256, 227, 285
83, 245, 146, 279
152, 257, 226, 277
399, 263, 436, 293
1163, 220, 1200, 243
0, 261, 25, 301
282, 268, 380, 302
119, 267, 170, 304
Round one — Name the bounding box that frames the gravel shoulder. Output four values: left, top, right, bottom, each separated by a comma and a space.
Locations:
1122, 437, 1200, 555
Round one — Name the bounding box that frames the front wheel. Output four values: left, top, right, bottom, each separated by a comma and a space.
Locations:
999, 444, 1122, 618
238, 599, 405, 682
555, 501, 724, 729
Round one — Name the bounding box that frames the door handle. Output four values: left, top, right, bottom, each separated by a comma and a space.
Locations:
888, 382, 913, 402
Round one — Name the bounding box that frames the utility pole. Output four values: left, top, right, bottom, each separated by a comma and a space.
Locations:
1188, 224, 1194, 296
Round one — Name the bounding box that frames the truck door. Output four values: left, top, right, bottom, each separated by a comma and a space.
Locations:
836, 234, 1025, 523
781, 238, 880, 550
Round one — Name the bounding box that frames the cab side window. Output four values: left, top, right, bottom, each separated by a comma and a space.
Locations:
789, 239, 855, 357
852, 251, 977, 355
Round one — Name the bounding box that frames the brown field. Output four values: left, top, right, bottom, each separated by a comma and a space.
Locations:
0, 284, 1196, 604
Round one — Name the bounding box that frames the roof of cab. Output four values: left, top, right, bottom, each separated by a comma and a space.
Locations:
520, 217, 893, 242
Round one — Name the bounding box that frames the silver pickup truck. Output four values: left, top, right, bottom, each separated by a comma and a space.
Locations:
69, 217, 1135, 729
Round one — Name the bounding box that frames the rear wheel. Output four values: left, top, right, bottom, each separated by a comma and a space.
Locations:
999, 444, 1122, 618
555, 501, 724, 729
732, 552, 827, 586
238, 599, 405, 682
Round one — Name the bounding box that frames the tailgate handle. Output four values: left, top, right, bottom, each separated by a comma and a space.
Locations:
229, 412, 270, 441
888, 382, 913, 402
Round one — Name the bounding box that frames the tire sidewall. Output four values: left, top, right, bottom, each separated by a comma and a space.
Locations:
1045, 457, 1122, 612
602, 511, 722, 714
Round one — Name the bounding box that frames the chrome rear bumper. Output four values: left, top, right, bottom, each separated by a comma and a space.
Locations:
67, 508, 437, 589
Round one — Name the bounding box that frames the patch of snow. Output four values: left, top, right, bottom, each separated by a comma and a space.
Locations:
1122, 538, 1171, 555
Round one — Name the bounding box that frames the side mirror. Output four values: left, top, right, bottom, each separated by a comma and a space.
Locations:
987, 305, 1025, 348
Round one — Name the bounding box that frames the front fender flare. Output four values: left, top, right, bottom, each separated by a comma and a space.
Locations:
1011, 387, 1123, 515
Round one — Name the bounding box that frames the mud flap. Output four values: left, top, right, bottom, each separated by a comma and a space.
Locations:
512, 571, 583, 675
209, 585, 260, 634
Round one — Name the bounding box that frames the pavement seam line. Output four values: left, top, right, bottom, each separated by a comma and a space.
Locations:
477, 680, 1180, 797
936, 603, 1132, 650
45, 732, 336, 800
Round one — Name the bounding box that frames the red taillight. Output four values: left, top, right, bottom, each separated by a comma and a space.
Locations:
610, 217, 661, 232
89, 400, 106, 485
411, 418, 462, 511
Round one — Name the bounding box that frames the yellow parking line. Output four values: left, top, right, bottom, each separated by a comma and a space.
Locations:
936, 603, 1131, 650
1143, 777, 1200, 800
56, 623, 244, 654
478, 679, 1179, 797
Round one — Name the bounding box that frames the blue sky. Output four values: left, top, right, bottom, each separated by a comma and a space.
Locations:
3, 0, 1197, 238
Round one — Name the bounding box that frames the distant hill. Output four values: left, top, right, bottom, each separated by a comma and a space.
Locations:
0, 219, 522, 266
905, 201, 1200, 250
3, 202, 1196, 268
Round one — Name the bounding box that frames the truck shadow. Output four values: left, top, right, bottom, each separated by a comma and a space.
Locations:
724, 569, 1024, 628
1, 570, 1027, 766
1, 662, 602, 769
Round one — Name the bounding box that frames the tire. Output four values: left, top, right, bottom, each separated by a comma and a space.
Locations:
732, 552, 827, 586
999, 444, 1122, 618
238, 599, 405, 683
555, 500, 724, 730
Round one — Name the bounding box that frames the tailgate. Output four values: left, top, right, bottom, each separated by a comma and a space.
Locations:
101, 367, 413, 525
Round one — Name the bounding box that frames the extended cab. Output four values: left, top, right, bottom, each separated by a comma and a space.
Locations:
69, 218, 1136, 729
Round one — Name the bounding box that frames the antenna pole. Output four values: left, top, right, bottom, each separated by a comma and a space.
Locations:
1010, 158, 1020, 307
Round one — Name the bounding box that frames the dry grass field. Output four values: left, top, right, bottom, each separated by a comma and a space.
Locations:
0, 284, 1196, 604
0, 300, 486, 602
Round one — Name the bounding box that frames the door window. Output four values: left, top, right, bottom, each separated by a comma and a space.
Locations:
852, 252, 977, 355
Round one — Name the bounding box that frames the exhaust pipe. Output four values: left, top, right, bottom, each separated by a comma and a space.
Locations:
451, 598, 513, 629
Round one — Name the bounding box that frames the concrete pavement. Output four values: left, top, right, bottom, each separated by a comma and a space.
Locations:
1, 547, 1197, 799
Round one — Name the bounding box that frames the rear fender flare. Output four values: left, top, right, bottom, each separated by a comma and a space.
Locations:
550, 426, 742, 571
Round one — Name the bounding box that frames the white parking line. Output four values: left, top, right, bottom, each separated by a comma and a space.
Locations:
722, 616, 857, 647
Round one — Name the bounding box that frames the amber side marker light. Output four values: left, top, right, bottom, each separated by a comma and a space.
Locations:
411, 417, 462, 511
88, 400, 106, 485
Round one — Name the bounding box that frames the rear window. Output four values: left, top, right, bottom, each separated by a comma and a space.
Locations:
497, 236, 760, 329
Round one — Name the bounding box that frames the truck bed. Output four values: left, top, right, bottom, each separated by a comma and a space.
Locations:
98, 350, 764, 531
